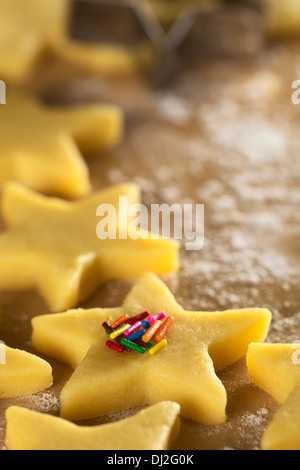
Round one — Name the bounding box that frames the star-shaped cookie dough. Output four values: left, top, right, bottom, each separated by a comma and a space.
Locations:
0, 343, 52, 398
261, 383, 300, 450
0, 0, 152, 83
0, 183, 179, 313
0, 89, 122, 198
247, 343, 300, 404
32, 272, 271, 424
46, 0, 154, 77
264, 0, 300, 38
5, 401, 180, 450
0, 0, 67, 83
247, 343, 300, 450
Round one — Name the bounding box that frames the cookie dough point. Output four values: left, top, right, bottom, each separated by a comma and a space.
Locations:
261, 384, 300, 450
5, 401, 181, 450
0, 184, 180, 312
264, 0, 300, 38
247, 343, 300, 450
0, 346, 52, 398
247, 343, 300, 404
0, 0, 68, 83
0, 90, 123, 198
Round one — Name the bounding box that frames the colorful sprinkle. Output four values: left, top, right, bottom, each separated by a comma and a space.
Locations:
154, 316, 174, 342
102, 322, 132, 352
102, 321, 113, 336
111, 313, 129, 329
141, 320, 150, 329
149, 339, 168, 356
126, 311, 149, 325
135, 340, 153, 349
123, 321, 142, 338
142, 320, 162, 343
106, 340, 124, 353
147, 313, 167, 324
127, 329, 146, 342
102, 316, 113, 330
120, 338, 146, 354
110, 323, 130, 339
104, 311, 174, 357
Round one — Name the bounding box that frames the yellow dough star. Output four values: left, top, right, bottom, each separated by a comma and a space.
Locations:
263, 0, 300, 38
0, 89, 122, 198
32, 272, 271, 424
247, 343, 300, 450
0, 343, 52, 398
5, 401, 180, 450
261, 383, 300, 450
0, 0, 67, 83
0, 182, 179, 313
0, 0, 152, 83
48, 0, 154, 77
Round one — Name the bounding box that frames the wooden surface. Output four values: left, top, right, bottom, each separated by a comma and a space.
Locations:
1, 7, 300, 450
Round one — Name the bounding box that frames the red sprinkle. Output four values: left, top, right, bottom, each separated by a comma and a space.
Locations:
102, 322, 132, 353
106, 340, 124, 353
127, 311, 149, 325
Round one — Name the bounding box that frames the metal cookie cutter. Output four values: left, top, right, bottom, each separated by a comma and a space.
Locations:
70, 0, 263, 86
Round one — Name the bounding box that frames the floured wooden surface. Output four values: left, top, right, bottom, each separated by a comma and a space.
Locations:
1, 10, 300, 450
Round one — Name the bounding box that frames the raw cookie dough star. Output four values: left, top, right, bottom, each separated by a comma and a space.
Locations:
261, 383, 300, 450
49, 0, 154, 77
0, 183, 179, 313
0, 0, 152, 83
0, 0, 67, 83
0, 343, 52, 398
264, 0, 300, 38
5, 401, 180, 450
32, 272, 271, 424
247, 343, 300, 450
0, 89, 123, 198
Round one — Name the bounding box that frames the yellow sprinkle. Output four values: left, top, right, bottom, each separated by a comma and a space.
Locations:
149, 339, 168, 356
110, 323, 130, 339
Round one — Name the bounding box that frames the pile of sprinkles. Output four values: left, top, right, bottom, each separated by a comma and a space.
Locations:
102, 311, 174, 356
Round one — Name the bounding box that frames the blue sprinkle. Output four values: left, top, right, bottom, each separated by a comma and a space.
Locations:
127, 329, 146, 342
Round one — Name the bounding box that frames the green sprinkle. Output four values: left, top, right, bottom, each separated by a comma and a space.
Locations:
120, 338, 146, 354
